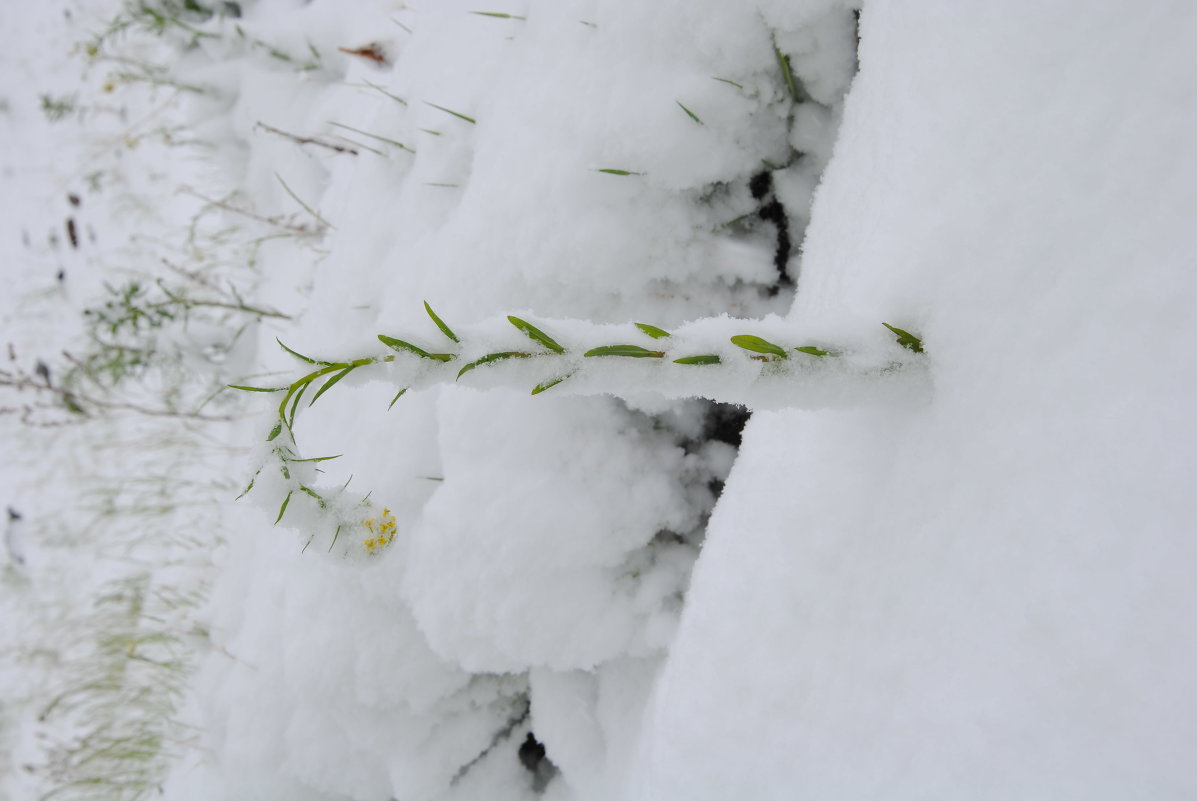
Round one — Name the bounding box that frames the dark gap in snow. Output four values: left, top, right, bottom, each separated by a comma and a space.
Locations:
704, 402, 751, 449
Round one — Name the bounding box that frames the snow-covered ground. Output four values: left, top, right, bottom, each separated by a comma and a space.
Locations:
3, 1, 1196, 800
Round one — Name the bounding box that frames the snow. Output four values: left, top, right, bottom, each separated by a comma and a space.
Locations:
3, 0, 1196, 799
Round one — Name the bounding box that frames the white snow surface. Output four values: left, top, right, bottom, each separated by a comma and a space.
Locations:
638, 3, 1197, 799
2, 1, 1196, 800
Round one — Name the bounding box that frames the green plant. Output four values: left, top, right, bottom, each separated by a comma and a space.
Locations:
230, 304, 926, 543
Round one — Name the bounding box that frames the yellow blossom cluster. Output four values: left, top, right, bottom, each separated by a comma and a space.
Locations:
362, 507, 397, 553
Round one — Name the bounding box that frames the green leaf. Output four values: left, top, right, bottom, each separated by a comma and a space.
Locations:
298, 485, 326, 508
275, 490, 293, 524
275, 335, 332, 363
288, 381, 309, 428
328, 524, 342, 553
228, 384, 286, 393
457, 351, 530, 380
424, 301, 460, 343
673, 354, 721, 365
267, 422, 283, 441
712, 76, 744, 89
775, 44, 801, 102
235, 469, 260, 500
388, 388, 408, 410
583, 345, 665, 358
676, 101, 703, 125
596, 168, 643, 176
635, 322, 671, 339
470, 10, 526, 19
424, 102, 476, 124
795, 346, 831, 357
508, 315, 565, 354
286, 454, 342, 463
308, 366, 354, 406
882, 322, 924, 353
378, 334, 454, 361
730, 335, 788, 359
531, 373, 574, 395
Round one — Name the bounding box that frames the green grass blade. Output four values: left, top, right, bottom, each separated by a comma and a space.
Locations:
470, 11, 526, 19
731, 334, 788, 359
308, 366, 354, 406
676, 101, 703, 125
596, 168, 643, 176
584, 345, 665, 358
275, 172, 334, 229
531, 372, 574, 395
775, 44, 800, 102
795, 345, 831, 357
267, 422, 283, 441
712, 76, 744, 89
508, 315, 565, 354
329, 121, 414, 152
378, 334, 454, 361
235, 469, 260, 500
275, 490, 293, 524
424, 301, 460, 343
298, 485, 326, 508
328, 524, 342, 553
228, 384, 286, 392
288, 381, 309, 428
635, 323, 671, 339
276, 337, 332, 365
363, 80, 406, 106
457, 351, 530, 380
286, 454, 342, 463
882, 322, 924, 353
424, 102, 476, 124
673, 354, 721, 365
388, 388, 408, 410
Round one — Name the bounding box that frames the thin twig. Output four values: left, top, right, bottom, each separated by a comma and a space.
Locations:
255, 121, 358, 155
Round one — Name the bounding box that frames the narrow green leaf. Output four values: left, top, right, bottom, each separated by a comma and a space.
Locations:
775, 44, 801, 102
364, 80, 407, 106
328, 121, 414, 153
676, 101, 703, 125
712, 76, 744, 89
795, 346, 831, 357
635, 322, 671, 339
531, 372, 574, 395
308, 366, 354, 406
276, 337, 331, 365
674, 354, 721, 365
508, 315, 565, 354
286, 454, 342, 463
425, 102, 476, 124
882, 322, 924, 353
596, 168, 643, 176
298, 485, 326, 507
388, 388, 408, 410
424, 301, 460, 343
228, 384, 286, 393
584, 345, 665, 358
328, 524, 342, 553
731, 334, 788, 359
267, 422, 283, 441
275, 173, 333, 229
378, 334, 454, 361
275, 490, 293, 524
470, 11, 526, 19
457, 351, 530, 380
235, 470, 260, 500
288, 381, 309, 428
